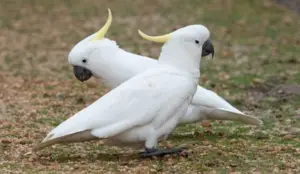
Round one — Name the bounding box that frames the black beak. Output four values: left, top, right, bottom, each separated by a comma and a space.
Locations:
201, 40, 214, 58
73, 66, 93, 82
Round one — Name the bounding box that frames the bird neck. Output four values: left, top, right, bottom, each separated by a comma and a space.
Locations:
158, 41, 201, 82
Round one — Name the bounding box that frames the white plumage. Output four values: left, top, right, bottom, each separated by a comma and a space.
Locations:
69, 36, 262, 126
36, 25, 213, 156
43, 66, 195, 145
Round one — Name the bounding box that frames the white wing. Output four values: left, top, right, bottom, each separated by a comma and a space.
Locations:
111, 52, 262, 125
191, 86, 243, 113
95, 48, 243, 113
180, 105, 262, 126
44, 67, 196, 141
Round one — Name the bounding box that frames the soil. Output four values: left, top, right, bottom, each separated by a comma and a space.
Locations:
276, 0, 300, 14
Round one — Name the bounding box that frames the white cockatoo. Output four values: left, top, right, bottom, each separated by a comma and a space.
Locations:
36, 24, 214, 157
69, 9, 263, 126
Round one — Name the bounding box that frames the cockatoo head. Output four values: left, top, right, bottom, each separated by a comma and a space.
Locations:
68, 9, 115, 82
138, 25, 214, 60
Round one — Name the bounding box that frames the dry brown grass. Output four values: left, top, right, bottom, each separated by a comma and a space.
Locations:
1, 0, 300, 173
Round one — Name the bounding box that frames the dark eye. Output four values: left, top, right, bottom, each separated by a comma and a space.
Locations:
82, 59, 87, 63
195, 40, 199, 44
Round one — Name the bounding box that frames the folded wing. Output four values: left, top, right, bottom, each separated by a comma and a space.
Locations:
36, 68, 195, 150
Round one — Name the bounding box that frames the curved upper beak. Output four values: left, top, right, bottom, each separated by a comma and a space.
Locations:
73, 66, 93, 82
201, 40, 214, 58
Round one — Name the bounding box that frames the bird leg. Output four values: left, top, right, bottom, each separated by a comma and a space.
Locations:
139, 147, 187, 158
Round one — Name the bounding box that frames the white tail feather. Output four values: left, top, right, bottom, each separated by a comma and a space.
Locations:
204, 108, 263, 126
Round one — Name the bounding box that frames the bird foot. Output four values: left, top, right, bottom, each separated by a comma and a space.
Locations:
139, 147, 187, 158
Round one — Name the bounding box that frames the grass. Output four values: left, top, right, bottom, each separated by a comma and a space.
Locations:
0, 0, 300, 173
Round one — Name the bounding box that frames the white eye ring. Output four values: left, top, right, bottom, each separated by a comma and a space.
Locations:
82, 58, 87, 63
195, 40, 199, 44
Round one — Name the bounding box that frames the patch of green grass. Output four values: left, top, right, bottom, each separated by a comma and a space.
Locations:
36, 115, 66, 127
230, 74, 261, 86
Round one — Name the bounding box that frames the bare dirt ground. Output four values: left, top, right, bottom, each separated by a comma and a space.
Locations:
276, 0, 300, 14
1, 0, 300, 173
